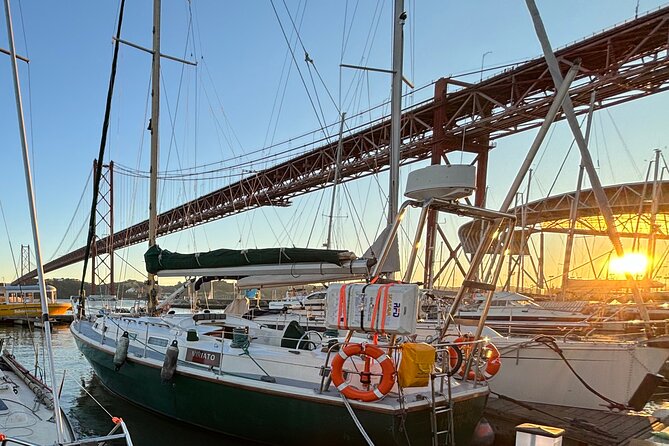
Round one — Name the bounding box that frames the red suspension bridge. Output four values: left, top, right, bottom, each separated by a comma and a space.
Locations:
13, 5, 669, 285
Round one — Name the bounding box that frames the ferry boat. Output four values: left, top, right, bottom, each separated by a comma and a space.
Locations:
0, 284, 71, 321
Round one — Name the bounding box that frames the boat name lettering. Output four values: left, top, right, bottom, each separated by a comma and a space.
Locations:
186, 348, 220, 366
392, 302, 401, 317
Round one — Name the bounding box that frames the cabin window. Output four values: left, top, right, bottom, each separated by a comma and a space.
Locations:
148, 337, 169, 348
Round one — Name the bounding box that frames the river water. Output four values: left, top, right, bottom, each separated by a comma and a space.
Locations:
1, 323, 254, 445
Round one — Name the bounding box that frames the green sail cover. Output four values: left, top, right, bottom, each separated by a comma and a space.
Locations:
145, 244, 349, 274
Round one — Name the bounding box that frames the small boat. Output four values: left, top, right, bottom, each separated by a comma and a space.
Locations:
0, 341, 134, 446
0, 346, 75, 444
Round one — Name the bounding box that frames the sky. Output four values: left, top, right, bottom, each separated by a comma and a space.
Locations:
0, 0, 667, 289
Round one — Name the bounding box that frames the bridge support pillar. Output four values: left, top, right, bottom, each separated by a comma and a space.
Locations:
91, 160, 115, 296
424, 78, 448, 288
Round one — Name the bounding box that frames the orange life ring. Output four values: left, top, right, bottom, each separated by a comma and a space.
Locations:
449, 336, 501, 381
330, 343, 396, 402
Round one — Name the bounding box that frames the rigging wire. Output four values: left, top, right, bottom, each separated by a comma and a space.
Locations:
199, 59, 245, 158
112, 86, 434, 178
158, 70, 199, 251
605, 108, 642, 179
269, 0, 333, 145
279, 0, 342, 116
0, 201, 20, 281
341, 1, 385, 115
264, 0, 306, 150
16, 0, 35, 178
48, 169, 92, 261
538, 114, 588, 201
78, 0, 127, 305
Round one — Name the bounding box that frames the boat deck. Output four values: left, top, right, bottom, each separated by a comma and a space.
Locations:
74, 317, 487, 411
485, 396, 667, 445
0, 357, 73, 444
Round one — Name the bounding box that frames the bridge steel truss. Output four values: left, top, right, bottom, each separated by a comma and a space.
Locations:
521, 181, 669, 239
90, 160, 115, 295
13, 6, 669, 284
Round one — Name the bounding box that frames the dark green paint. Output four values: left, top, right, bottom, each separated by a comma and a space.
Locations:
75, 336, 486, 445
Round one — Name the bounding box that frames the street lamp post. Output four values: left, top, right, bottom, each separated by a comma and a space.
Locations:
480, 51, 492, 82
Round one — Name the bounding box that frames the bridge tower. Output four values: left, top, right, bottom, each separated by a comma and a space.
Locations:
20, 244, 30, 278
91, 160, 115, 296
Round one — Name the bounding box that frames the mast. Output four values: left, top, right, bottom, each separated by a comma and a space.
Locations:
147, 0, 161, 314
526, 0, 651, 328
325, 112, 346, 250
647, 148, 662, 280
561, 91, 596, 297
388, 0, 405, 225
3, 0, 64, 441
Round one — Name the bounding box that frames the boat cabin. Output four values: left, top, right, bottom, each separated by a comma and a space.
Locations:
462, 291, 542, 310
0, 284, 57, 304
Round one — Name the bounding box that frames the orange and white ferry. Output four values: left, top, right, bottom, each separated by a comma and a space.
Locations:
0, 284, 71, 320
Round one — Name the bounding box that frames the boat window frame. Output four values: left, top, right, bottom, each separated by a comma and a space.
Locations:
147, 336, 169, 348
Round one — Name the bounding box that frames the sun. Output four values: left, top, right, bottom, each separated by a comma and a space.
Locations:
609, 253, 648, 276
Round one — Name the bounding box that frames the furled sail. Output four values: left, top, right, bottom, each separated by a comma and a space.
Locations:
145, 244, 356, 275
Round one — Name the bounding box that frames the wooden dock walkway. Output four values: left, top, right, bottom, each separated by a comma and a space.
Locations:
485, 397, 668, 445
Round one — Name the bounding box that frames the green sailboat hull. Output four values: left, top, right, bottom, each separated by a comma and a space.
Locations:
74, 332, 487, 445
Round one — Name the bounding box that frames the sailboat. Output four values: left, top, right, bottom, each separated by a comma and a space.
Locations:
0, 0, 133, 444
71, 1, 498, 445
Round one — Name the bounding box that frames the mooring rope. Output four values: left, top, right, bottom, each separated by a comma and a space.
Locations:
341, 394, 374, 446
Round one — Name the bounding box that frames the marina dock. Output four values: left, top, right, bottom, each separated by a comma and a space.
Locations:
485, 397, 669, 445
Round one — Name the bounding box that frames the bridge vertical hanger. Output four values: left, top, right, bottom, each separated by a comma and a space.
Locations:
526, 0, 651, 327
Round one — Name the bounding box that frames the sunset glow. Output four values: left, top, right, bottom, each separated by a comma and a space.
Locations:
609, 253, 649, 275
